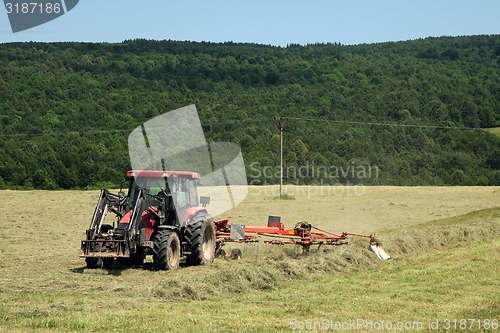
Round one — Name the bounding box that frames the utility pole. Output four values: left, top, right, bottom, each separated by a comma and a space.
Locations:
275, 117, 287, 197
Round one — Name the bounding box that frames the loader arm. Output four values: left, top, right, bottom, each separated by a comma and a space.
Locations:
127, 188, 147, 234
81, 202, 142, 259
87, 189, 125, 239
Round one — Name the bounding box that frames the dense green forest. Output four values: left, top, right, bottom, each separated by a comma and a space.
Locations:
0, 35, 499, 189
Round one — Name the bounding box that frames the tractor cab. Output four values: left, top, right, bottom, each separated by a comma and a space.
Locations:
125, 170, 201, 221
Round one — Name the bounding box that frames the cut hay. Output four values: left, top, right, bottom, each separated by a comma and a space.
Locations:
150, 208, 500, 301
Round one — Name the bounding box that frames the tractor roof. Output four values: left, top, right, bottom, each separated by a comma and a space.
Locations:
126, 170, 201, 179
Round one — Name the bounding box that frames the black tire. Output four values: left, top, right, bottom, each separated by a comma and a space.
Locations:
85, 242, 103, 269
215, 248, 226, 258
102, 258, 114, 269
85, 257, 102, 269
186, 215, 216, 266
230, 248, 242, 260
153, 229, 181, 270
86, 255, 113, 269
117, 255, 144, 267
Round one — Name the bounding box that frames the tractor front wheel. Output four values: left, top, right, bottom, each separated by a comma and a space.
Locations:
117, 255, 144, 267
85, 256, 113, 269
85, 256, 102, 269
153, 229, 181, 270
85, 242, 104, 269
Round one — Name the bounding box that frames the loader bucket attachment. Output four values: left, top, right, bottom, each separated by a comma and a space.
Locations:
370, 244, 391, 260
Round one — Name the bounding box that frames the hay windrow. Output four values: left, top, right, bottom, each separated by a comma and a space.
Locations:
151, 208, 500, 302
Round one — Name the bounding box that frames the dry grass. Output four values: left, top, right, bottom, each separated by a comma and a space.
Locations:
213, 185, 500, 233
0, 186, 498, 295
0, 187, 498, 332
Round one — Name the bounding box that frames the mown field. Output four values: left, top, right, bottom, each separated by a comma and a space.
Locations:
0, 186, 499, 332
486, 126, 500, 138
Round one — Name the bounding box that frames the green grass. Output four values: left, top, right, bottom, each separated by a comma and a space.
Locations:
0, 189, 498, 332
1, 238, 498, 332
1, 205, 498, 332
273, 193, 296, 200
485, 126, 500, 137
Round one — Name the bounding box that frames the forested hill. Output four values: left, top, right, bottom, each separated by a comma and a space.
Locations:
0, 35, 499, 189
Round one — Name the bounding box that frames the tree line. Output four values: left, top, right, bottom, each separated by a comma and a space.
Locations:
0, 35, 499, 189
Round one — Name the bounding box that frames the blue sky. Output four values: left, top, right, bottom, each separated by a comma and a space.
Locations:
1, 0, 499, 45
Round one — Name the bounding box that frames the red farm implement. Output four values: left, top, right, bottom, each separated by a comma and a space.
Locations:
214, 216, 390, 260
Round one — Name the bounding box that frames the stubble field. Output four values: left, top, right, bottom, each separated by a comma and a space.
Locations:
0, 186, 499, 332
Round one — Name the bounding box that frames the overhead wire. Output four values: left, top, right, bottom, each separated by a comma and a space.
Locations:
0, 114, 479, 138
282, 116, 476, 130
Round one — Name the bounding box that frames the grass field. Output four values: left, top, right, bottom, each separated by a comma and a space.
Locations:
485, 126, 500, 137
218, 185, 500, 233
0, 186, 499, 332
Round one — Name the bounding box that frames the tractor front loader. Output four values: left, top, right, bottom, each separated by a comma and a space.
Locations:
81, 170, 216, 270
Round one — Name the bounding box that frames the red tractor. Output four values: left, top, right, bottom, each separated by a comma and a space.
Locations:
80, 170, 216, 270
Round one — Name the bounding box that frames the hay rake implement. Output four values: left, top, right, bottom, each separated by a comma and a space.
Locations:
214, 216, 390, 260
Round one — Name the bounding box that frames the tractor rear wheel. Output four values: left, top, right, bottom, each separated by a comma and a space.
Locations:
153, 229, 181, 270
186, 215, 216, 266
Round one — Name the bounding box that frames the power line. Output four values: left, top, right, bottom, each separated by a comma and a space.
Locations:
0, 115, 480, 138
283, 116, 477, 131
0, 117, 274, 138
0, 128, 134, 138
